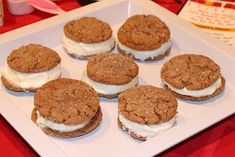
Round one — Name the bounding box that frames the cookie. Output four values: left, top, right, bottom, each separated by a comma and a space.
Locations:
118, 85, 177, 141
63, 17, 115, 59
31, 78, 102, 138
117, 15, 171, 61
161, 54, 225, 101
1, 44, 61, 92
82, 53, 139, 98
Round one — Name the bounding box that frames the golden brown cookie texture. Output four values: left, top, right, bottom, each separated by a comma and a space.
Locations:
34, 78, 99, 124
118, 85, 177, 125
161, 54, 221, 90
64, 17, 112, 43
118, 15, 170, 51
161, 54, 225, 101
118, 85, 177, 140
86, 53, 139, 85
7, 44, 61, 73
32, 78, 102, 138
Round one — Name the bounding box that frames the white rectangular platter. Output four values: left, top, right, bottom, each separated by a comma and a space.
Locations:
0, 0, 235, 157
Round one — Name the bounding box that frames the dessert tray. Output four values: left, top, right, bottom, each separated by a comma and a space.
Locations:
0, 0, 235, 156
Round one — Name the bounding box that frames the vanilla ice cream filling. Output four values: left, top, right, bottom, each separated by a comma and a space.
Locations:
82, 70, 138, 95
63, 33, 115, 56
119, 114, 176, 140
163, 76, 222, 97
36, 111, 89, 132
117, 39, 171, 61
2, 64, 61, 89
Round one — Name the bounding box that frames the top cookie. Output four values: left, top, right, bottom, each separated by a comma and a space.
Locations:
7, 44, 61, 73
86, 53, 139, 85
64, 17, 113, 43
118, 15, 170, 51
118, 85, 177, 125
34, 78, 100, 125
161, 54, 221, 90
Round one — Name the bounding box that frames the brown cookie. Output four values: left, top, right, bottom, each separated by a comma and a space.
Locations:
161, 54, 225, 101
118, 85, 177, 140
86, 53, 139, 85
118, 85, 177, 125
64, 17, 112, 43
118, 15, 170, 51
32, 78, 102, 138
7, 44, 61, 73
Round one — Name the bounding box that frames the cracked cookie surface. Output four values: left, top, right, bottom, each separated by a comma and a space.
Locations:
34, 78, 100, 125
118, 15, 170, 51
64, 17, 112, 43
7, 44, 61, 73
87, 53, 139, 85
161, 54, 221, 90
118, 85, 177, 125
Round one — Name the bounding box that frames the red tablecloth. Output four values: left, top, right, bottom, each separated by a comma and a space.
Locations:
0, 0, 234, 157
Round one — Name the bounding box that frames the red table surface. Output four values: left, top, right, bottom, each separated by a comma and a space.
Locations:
0, 0, 234, 157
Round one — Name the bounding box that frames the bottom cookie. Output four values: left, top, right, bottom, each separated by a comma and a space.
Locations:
65, 51, 97, 60
164, 76, 226, 101
118, 118, 146, 141
98, 92, 121, 99
1, 76, 35, 92
31, 107, 102, 138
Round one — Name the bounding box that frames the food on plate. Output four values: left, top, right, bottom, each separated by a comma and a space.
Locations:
63, 17, 115, 59
117, 14, 171, 61
161, 54, 225, 101
1, 44, 61, 92
118, 85, 177, 140
82, 53, 139, 99
31, 78, 102, 138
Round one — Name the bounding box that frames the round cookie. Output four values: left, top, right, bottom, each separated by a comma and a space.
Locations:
31, 78, 102, 138
117, 14, 171, 61
63, 17, 115, 59
161, 54, 225, 101
118, 85, 177, 141
7, 44, 60, 73
1, 44, 61, 92
82, 53, 139, 98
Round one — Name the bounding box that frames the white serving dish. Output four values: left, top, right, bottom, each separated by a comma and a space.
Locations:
0, 0, 235, 157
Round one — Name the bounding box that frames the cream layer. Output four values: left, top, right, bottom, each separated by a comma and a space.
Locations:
81, 70, 138, 95
163, 76, 222, 97
117, 39, 171, 61
119, 114, 176, 140
36, 111, 89, 132
62, 34, 115, 57
2, 64, 61, 89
